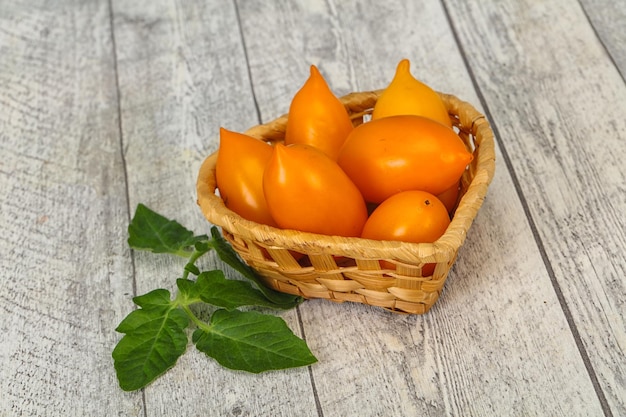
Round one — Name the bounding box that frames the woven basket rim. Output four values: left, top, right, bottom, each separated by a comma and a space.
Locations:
196, 90, 495, 263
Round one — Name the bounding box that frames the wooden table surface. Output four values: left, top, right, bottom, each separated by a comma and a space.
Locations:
2, 1, 625, 416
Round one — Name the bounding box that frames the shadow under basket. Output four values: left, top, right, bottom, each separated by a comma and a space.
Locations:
197, 90, 496, 314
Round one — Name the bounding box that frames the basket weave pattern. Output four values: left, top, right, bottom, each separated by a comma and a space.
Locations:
197, 91, 495, 314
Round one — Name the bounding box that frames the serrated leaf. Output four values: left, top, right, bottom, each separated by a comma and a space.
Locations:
112, 292, 190, 391
128, 204, 208, 256
116, 290, 173, 334
133, 288, 173, 310
193, 309, 317, 373
194, 270, 291, 310
176, 278, 199, 301
210, 227, 303, 308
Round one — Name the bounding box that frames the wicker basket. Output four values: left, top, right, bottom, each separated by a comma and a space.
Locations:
196, 90, 495, 314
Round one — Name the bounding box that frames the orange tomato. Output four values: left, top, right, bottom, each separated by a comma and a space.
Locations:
263, 143, 368, 237
437, 180, 461, 214
285, 65, 353, 160
362, 191, 451, 276
372, 59, 452, 128
215, 128, 277, 227
361, 191, 450, 243
361, 191, 450, 277
337, 115, 473, 203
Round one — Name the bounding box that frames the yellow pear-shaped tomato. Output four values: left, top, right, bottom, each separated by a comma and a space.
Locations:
216, 128, 277, 226
284, 65, 354, 160
263, 143, 367, 237
372, 59, 452, 128
337, 115, 473, 203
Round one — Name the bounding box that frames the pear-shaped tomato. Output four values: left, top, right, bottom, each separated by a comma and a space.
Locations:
372, 59, 451, 128
362, 191, 451, 243
284, 65, 353, 160
337, 115, 473, 203
216, 128, 277, 226
263, 143, 367, 237
437, 180, 461, 214
361, 191, 451, 277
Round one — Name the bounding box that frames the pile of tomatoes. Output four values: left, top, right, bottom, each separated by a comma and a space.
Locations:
215, 59, 473, 249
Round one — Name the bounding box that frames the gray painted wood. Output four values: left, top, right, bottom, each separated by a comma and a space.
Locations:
580, 0, 626, 79
1, 0, 624, 415
236, 1, 610, 415
110, 1, 317, 416
0, 1, 141, 416
444, 0, 626, 414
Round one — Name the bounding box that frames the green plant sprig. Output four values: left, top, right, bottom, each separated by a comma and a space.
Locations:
112, 204, 315, 392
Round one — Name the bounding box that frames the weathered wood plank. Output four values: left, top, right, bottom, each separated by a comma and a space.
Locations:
580, 0, 626, 79
444, 0, 626, 414
0, 1, 141, 416
110, 1, 318, 415
3, 0, 622, 416
236, 0, 605, 415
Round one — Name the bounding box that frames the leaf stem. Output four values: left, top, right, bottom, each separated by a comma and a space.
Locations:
181, 304, 212, 333
174, 249, 194, 258
182, 246, 211, 280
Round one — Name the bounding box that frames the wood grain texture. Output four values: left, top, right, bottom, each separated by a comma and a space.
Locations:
443, 0, 626, 414
0, 1, 140, 416
2, 0, 624, 415
580, 0, 626, 79
236, 0, 604, 415
110, 0, 318, 415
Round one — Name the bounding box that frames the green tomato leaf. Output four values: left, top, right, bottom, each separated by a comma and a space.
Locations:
184, 262, 201, 276
128, 204, 208, 256
176, 278, 199, 301
112, 289, 190, 391
193, 270, 292, 310
132, 288, 173, 310
209, 227, 303, 308
194, 240, 211, 252
193, 309, 317, 373
114, 205, 318, 391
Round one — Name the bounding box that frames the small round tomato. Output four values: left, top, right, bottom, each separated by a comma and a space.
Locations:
285, 65, 354, 160
337, 115, 473, 203
263, 143, 368, 237
361, 190, 451, 243
216, 128, 277, 227
372, 59, 452, 128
